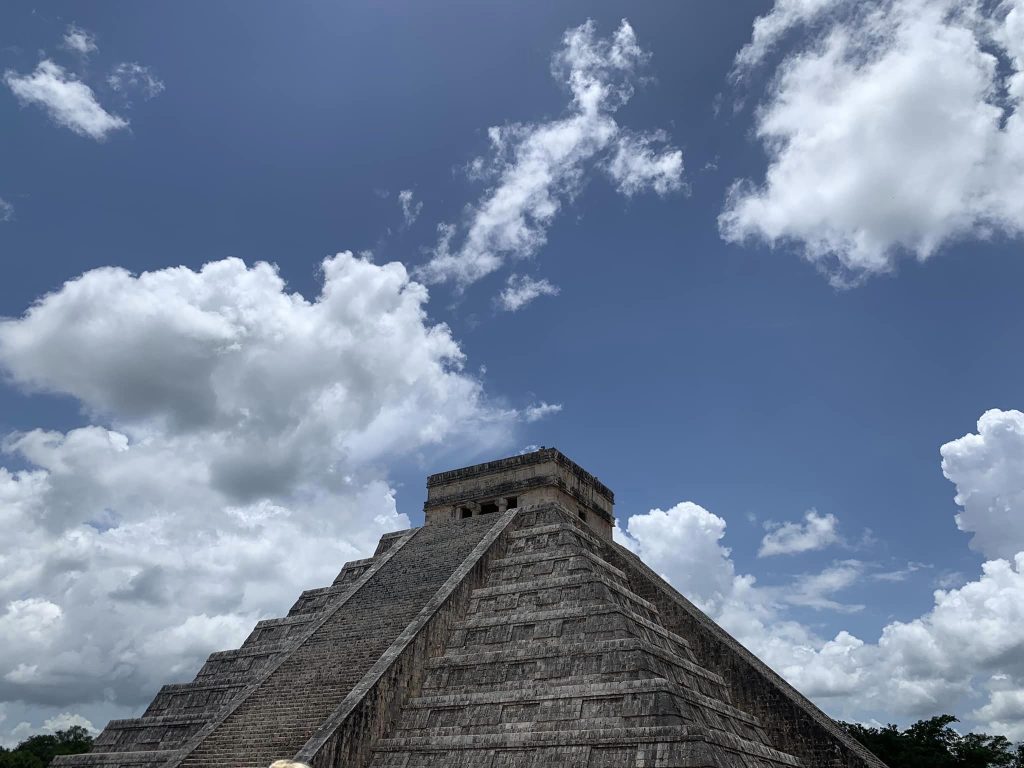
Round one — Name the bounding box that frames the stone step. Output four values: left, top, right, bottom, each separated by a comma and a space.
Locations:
520, 504, 612, 528
331, 557, 375, 586
193, 644, 289, 681
507, 521, 605, 547
405, 675, 763, 734
452, 602, 692, 656
143, 678, 250, 718
175, 515, 505, 768
426, 636, 725, 688
372, 529, 410, 556
388, 719, 777, 754
468, 589, 661, 631
203, 640, 292, 662
286, 582, 355, 616
394, 717, 692, 743
409, 676, 681, 707
470, 571, 657, 614
99, 714, 207, 730
489, 548, 627, 581
371, 724, 802, 766
53, 749, 173, 767
91, 714, 207, 753
72, 528, 416, 764
422, 637, 728, 701
239, 624, 311, 650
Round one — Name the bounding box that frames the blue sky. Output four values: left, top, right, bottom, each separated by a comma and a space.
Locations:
2, 0, 1024, 746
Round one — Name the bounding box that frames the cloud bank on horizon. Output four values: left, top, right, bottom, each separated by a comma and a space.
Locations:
616, 408, 1024, 739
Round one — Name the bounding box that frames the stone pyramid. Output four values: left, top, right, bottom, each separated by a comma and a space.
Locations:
56, 449, 887, 768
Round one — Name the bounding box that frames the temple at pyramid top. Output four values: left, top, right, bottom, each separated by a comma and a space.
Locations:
58, 449, 888, 768
424, 447, 616, 538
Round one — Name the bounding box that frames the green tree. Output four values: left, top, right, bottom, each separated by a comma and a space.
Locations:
842, 715, 1021, 768
954, 731, 1017, 768
0, 750, 44, 768
0, 726, 93, 768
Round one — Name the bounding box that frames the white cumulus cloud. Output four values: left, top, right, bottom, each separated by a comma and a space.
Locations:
941, 408, 1024, 560
731, 0, 840, 75
4, 60, 127, 140
759, 508, 840, 556
41, 712, 97, 734
974, 682, 1024, 742
417, 19, 684, 288
616, 411, 1024, 738
615, 501, 747, 618
0, 253, 518, 723
722, 0, 1024, 285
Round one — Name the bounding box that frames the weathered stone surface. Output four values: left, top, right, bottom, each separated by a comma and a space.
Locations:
606, 543, 887, 768
365, 506, 801, 768
58, 449, 886, 768
174, 516, 502, 768
424, 448, 616, 539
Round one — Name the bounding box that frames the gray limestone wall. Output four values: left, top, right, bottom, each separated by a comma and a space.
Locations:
605, 543, 888, 768
294, 507, 521, 768
366, 502, 803, 768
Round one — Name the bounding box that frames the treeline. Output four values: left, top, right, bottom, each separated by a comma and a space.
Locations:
842, 715, 1024, 767
3, 715, 1023, 767
0, 726, 92, 768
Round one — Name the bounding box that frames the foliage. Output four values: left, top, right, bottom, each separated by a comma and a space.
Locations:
0, 726, 93, 768
842, 715, 1024, 768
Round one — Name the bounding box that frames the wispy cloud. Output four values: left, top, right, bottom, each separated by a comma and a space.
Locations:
499, 274, 560, 311
873, 561, 930, 583
62, 24, 98, 56
0, 198, 13, 223
523, 401, 563, 422
416, 19, 683, 291
778, 560, 866, 612
605, 131, 684, 196
4, 60, 127, 140
398, 189, 422, 226
107, 63, 165, 100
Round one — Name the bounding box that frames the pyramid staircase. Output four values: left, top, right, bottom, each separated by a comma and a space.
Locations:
368, 506, 801, 767
53, 516, 501, 768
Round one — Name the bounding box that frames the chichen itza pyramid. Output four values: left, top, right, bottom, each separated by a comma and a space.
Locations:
55, 448, 887, 768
